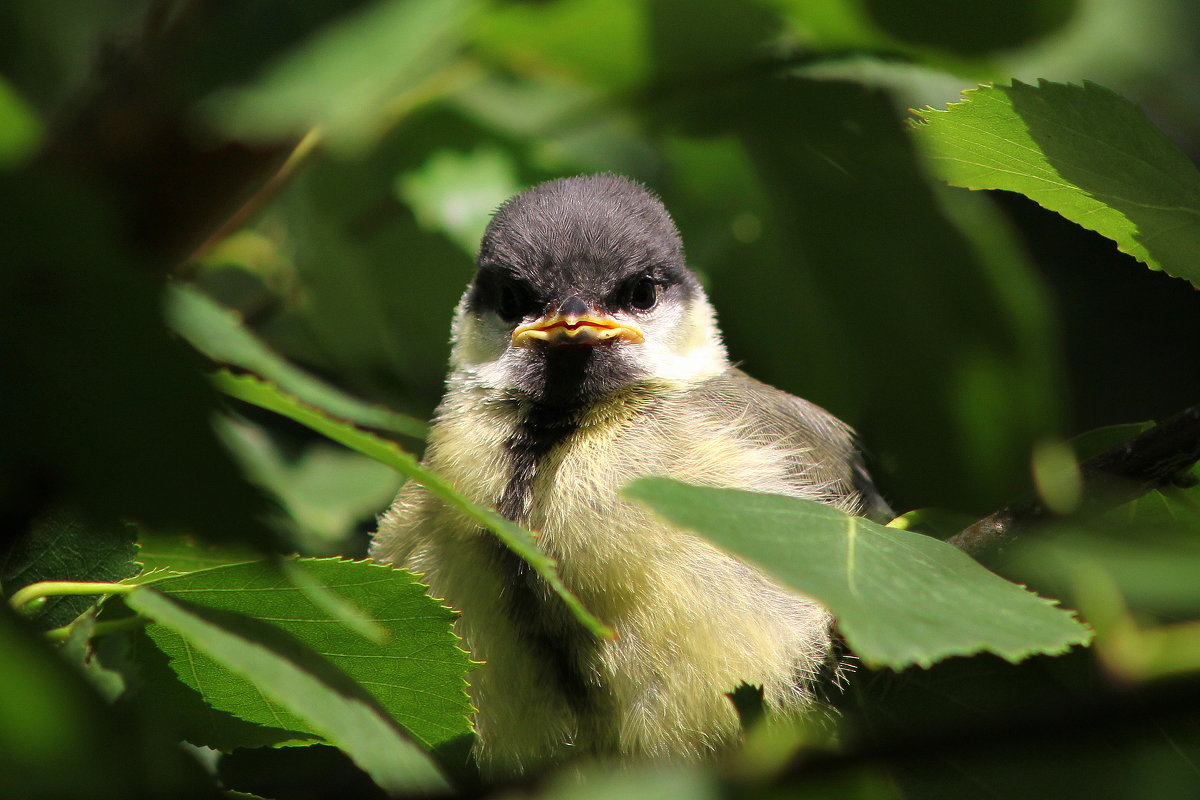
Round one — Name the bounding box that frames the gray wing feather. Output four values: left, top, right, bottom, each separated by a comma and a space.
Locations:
694, 369, 892, 522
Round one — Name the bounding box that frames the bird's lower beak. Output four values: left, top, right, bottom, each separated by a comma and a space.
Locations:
511, 314, 645, 347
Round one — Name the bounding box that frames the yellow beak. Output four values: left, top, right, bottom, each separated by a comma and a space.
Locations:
511, 314, 645, 347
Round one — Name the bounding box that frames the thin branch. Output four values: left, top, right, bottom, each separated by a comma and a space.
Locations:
947, 403, 1200, 560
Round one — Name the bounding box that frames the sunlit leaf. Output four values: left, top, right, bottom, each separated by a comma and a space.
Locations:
136, 557, 473, 753
395, 146, 521, 256
625, 478, 1091, 668
126, 584, 451, 795
913, 80, 1200, 286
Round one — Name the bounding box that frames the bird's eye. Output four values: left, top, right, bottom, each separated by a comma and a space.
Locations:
627, 277, 659, 312
496, 281, 534, 322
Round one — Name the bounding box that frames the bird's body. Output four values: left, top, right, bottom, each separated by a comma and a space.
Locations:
372, 174, 887, 773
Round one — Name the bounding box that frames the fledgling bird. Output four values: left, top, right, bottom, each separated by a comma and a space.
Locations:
372, 174, 889, 774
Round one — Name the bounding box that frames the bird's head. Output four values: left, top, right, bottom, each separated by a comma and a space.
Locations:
448, 174, 730, 409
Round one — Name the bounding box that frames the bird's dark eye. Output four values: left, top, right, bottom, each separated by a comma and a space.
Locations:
496, 281, 535, 322
627, 277, 659, 312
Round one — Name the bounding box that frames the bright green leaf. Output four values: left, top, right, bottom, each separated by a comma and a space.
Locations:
138, 557, 473, 752
125, 585, 450, 795
912, 80, 1200, 286
214, 370, 614, 639
0, 76, 41, 168
166, 285, 427, 439
624, 478, 1091, 668
395, 146, 521, 256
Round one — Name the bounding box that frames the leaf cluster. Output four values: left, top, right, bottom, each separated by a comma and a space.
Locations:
4, 0, 1200, 798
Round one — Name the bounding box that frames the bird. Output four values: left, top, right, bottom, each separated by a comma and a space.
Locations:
372, 173, 890, 775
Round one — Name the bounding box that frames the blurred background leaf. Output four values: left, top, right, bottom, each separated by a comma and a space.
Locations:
4, 0, 1200, 796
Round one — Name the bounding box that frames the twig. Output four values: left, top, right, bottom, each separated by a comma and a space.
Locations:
947, 403, 1200, 560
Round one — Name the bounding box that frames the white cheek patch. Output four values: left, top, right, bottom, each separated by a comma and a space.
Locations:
447, 288, 731, 391
636, 292, 729, 383
450, 312, 520, 390
449, 291, 538, 391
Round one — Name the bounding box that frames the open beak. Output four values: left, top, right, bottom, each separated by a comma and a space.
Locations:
511, 313, 645, 347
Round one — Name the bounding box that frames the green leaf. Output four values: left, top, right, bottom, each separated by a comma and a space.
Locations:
202, 0, 476, 152
624, 478, 1091, 668
214, 369, 614, 639
120, 625, 317, 752
0, 605, 217, 798
125, 584, 451, 796
0, 76, 41, 168
1069, 421, 1155, 461
138, 557, 473, 753
395, 146, 521, 256
216, 416, 402, 552
135, 530, 262, 577
861, 0, 1076, 57
912, 80, 1200, 287
166, 284, 427, 439
1010, 491, 1200, 620
471, 0, 648, 92
1, 506, 137, 630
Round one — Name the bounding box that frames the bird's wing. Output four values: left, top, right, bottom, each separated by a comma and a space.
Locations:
692, 369, 893, 522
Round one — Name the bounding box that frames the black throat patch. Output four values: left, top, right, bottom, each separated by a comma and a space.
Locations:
485, 400, 607, 723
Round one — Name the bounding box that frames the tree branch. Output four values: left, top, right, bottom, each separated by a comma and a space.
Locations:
947, 403, 1200, 560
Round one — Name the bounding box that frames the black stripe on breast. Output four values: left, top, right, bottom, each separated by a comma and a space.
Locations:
485, 406, 605, 717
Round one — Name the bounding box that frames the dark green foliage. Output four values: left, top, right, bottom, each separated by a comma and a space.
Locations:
4, 0, 1200, 797
0, 505, 137, 630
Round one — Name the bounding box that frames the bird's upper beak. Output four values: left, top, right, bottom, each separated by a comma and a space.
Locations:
511, 309, 644, 348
